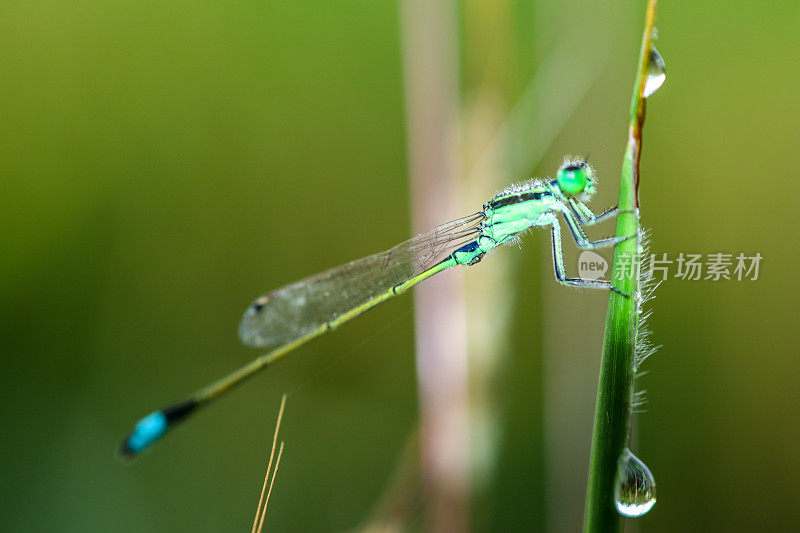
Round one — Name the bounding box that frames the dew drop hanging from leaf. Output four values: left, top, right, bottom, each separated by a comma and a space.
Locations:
614, 448, 657, 517
643, 45, 666, 98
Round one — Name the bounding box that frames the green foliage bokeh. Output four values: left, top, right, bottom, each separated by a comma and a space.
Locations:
1, 1, 798, 531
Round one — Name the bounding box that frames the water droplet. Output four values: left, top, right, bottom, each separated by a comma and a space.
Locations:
643, 46, 666, 98
615, 448, 657, 517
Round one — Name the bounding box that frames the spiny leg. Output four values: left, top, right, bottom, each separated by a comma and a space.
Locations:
569, 199, 617, 225
547, 215, 628, 296
568, 199, 636, 226
560, 207, 632, 250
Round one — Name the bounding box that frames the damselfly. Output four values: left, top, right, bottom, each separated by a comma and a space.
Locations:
121, 158, 628, 458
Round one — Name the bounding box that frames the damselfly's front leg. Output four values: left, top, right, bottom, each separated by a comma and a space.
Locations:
568, 199, 637, 227
560, 207, 632, 250
546, 214, 628, 296
569, 199, 619, 226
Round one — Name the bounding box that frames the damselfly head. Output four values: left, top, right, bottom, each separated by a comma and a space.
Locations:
556, 160, 596, 199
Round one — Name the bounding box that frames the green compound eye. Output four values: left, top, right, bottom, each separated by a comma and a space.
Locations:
556, 163, 590, 195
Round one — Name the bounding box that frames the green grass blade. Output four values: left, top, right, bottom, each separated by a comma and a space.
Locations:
583, 1, 659, 531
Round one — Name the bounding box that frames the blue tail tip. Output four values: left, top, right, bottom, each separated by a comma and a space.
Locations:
120, 411, 168, 459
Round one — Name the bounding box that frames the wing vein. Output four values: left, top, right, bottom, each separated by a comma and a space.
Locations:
238, 212, 486, 348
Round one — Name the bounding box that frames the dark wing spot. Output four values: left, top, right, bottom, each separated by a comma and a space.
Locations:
252, 296, 270, 313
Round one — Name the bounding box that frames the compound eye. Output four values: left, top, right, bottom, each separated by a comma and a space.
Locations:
556, 163, 590, 195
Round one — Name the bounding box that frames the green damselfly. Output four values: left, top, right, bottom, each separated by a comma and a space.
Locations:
121, 158, 627, 458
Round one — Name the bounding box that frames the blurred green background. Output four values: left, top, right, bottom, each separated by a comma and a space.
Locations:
2, 1, 798, 531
